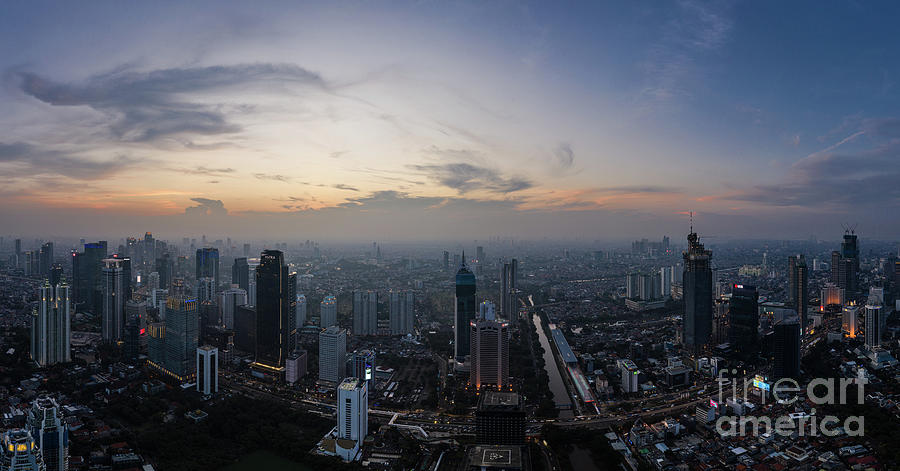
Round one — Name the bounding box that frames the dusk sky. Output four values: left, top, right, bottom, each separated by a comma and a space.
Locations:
2, 1, 899, 241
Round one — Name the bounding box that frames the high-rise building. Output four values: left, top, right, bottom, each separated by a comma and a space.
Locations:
336, 378, 368, 462
442, 250, 449, 270
231, 257, 249, 293
233, 305, 256, 353
349, 349, 376, 389
286, 350, 308, 384
831, 231, 859, 295
253, 250, 296, 374
318, 326, 347, 383
352, 290, 378, 336
195, 247, 220, 289
683, 228, 713, 354
788, 255, 809, 330
196, 277, 216, 303
711, 298, 728, 345
728, 284, 758, 354
155, 253, 173, 290
31, 279, 70, 367
455, 252, 477, 362
72, 241, 107, 314
620, 359, 640, 394
821, 283, 845, 311
123, 301, 146, 362
660, 266, 672, 299
219, 287, 248, 330
469, 318, 510, 390
842, 305, 859, 338
865, 301, 882, 349
389, 290, 414, 335
157, 280, 199, 382
0, 429, 45, 471
773, 317, 801, 380
196, 345, 218, 396
295, 294, 307, 329
499, 259, 518, 318
26, 397, 67, 471
475, 392, 524, 445
101, 258, 128, 343
38, 243, 53, 278
320, 295, 337, 328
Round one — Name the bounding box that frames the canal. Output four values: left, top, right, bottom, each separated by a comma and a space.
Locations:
531, 312, 574, 416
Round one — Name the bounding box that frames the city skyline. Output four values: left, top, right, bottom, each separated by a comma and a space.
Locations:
2, 1, 900, 239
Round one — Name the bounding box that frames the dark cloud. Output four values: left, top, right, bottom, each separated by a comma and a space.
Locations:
253, 173, 291, 182
15, 63, 327, 143
185, 197, 228, 216
183, 166, 235, 175
408, 161, 533, 194
552, 143, 575, 168
333, 183, 359, 191
0, 141, 139, 179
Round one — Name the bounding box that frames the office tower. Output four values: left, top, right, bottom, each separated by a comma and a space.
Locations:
499, 259, 518, 318
38, 242, 53, 278
476, 392, 525, 445
773, 317, 801, 380
320, 295, 337, 328
712, 298, 728, 345
294, 294, 307, 329
728, 284, 758, 354
0, 429, 45, 471
26, 397, 67, 471
231, 257, 249, 293
336, 378, 368, 461
146, 271, 160, 291
286, 350, 308, 384
454, 253, 477, 362
158, 280, 199, 382
389, 290, 414, 335
123, 301, 145, 361
198, 301, 218, 344
195, 247, 220, 289
469, 318, 510, 390
865, 301, 882, 349
821, 283, 844, 311
101, 258, 127, 343
620, 359, 640, 393
147, 322, 166, 371
349, 349, 376, 389
155, 253, 173, 290
319, 326, 347, 383
682, 228, 713, 354
14, 238, 21, 267
242, 243, 250, 257
31, 279, 70, 367
352, 290, 378, 336
196, 277, 215, 303
479, 300, 496, 321
842, 306, 859, 338
196, 346, 218, 396
253, 250, 297, 373
442, 250, 449, 270
219, 287, 248, 330
24, 251, 39, 276
151, 289, 168, 319
788, 255, 809, 330
233, 305, 256, 353
831, 231, 860, 295
660, 267, 672, 298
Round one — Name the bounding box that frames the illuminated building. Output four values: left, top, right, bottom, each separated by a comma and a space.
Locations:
773, 316, 800, 380
149, 280, 198, 382
196, 345, 218, 396
336, 377, 368, 461
0, 429, 45, 471
683, 226, 713, 354
195, 247, 219, 290
389, 290, 414, 335
352, 290, 377, 336
454, 252, 477, 362
469, 318, 509, 390
320, 295, 337, 328
788, 255, 808, 330
821, 283, 844, 311
476, 392, 524, 445
318, 326, 347, 383
842, 305, 858, 338
26, 397, 66, 471
252, 250, 296, 375
101, 258, 128, 343
728, 284, 758, 355
620, 359, 640, 394
31, 279, 70, 367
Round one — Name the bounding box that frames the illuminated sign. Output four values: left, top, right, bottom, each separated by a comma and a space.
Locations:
734, 284, 744, 289
365, 366, 373, 380
709, 399, 718, 408
752, 375, 770, 391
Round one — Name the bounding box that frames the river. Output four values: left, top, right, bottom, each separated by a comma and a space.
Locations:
531, 312, 574, 417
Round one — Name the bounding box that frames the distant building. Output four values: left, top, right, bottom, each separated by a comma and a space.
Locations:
196, 277, 216, 303
195, 247, 220, 289
352, 290, 378, 336
231, 257, 249, 293
320, 295, 337, 328
0, 429, 45, 471
455, 253, 477, 362
31, 279, 70, 366
476, 392, 524, 445
196, 346, 218, 396
728, 284, 758, 354
499, 259, 518, 318
219, 287, 248, 330
831, 231, 859, 295
101, 258, 129, 343
233, 305, 256, 353
72, 241, 107, 315
389, 290, 414, 335
26, 397, 67, 471
296, 294, 307, 329
319, 326, 347, 383
336, 377, 368, 461
788, 255, 809, 330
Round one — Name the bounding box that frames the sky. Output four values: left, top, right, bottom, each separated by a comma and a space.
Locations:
1, 1, 899, 241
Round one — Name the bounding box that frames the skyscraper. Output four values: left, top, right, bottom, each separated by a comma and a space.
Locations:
320, 295, 337, 328
123, 300, 145, 362
295, 294, 307, 329
26, 397, 67, 471
31, 279, 70, 366
72, 241, 107, 314
155, 253, 173, 290
476, 392, 525, 446
499, 259, 518, 318
158, 280, 199, 382
469, 317, 510, 390
352, 290, 378, 336
101, 258, 127, 343
455, 252, 477, 362
38, 242, 53, 278
219, 287, 248, 330
196, 345, 219, 396
773, 317, 801, 380
865, 300, 882, 349
336, 377, 368, 462
842, 305, 859, 338
318, 326, 347, 383
0, 429, 45, 471
788, 255, 809, 330
831, 230, 859, 295
349, 349, 376, 389
683, 228, 713, 354
196, 277, 216, 303
231, 257, 249, 293
728, 284, 758, 355
195, 247, 220, 289
389, 290, 414, 335
253, 250, 296, 374
442, 250, 449, 270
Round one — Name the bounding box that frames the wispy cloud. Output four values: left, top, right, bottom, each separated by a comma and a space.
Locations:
253, 173, 292, 182
0, 141, 140, 179
409, 162, 532, 194
333, 183, 359, 191
185, 197, 228, 216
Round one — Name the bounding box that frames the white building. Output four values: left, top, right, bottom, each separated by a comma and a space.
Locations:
219, 287, 248, 330
196, 277, 216, 303
336, 377, 368, 461
196, 345, 218, 396
320, 295, 337, 328
389, 290, 414, 335
0, 429, 45, 471
352, 290, 378, 336
620, 359, 640, 394
469, 318, 509, 390
319, 326, 347, 383
286, 351, 307, 384
295, 294, 307, 329
31, 281, 70, 366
